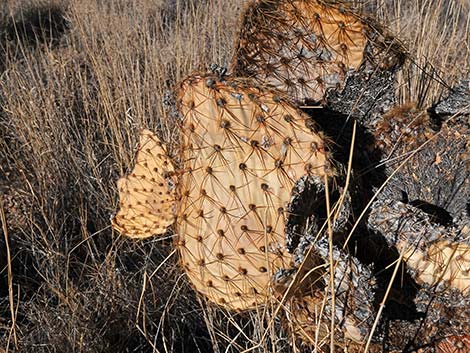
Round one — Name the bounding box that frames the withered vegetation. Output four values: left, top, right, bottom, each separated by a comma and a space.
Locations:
0, 0, 469, 352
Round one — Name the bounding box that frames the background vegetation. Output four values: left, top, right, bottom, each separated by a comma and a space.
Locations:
0, 0, 469, 352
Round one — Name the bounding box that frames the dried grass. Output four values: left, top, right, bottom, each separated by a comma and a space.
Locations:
0, 0, 468, 352
365, 0, 470, 106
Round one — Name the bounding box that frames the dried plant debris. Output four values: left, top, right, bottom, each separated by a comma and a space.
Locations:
372, 104, 470, 221
0, 2, 69, 72
414, 290, 470, 349
385, 283, 470, 352
286, 180, 352, 264
113, 73, 334, 311
232, 0, 404, 105
368, 199, 469, 351
284, 239, 377, 350
368, 199, 469, 294
432, 79, 470, 118
325, 69, 397, 126
418, 335, 470, 353
0, 184, 31, 232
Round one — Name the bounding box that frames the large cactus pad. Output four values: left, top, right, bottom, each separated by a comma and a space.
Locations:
175, 74, 333, 310
232, 0, 403, 104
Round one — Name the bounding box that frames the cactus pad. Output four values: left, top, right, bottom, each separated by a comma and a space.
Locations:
174, 74, 333, 310
369, 200, 470, 294
112, 74, 333, 310
112, 130, 177, 238
403, 241, 470, 294
232, 0, 403, 104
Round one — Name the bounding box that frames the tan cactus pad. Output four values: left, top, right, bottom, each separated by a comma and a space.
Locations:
368, 200, 470, 295
112, 129, 177, 238
400, 240, 470, 294
175, 74, 332, 310
232, 0, 367, 103
232, 0, 403, 104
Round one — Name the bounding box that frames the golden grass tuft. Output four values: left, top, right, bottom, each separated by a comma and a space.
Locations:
363, 0, 470, 106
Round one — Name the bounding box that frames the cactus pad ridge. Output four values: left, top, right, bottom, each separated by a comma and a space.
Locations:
232, 0, 403, 104
112, 129, 177, 238
175, 74, 333, 310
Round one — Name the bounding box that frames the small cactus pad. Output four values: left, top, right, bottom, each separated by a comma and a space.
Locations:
403, 241, 470, 295
112, 129, 177, 238
175, 74, 333, 310
232, 0, 403, 104
369, 200, 470, 294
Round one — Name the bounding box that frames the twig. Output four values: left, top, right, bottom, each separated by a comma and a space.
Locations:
364, 252, 405, 353
324, 174, 335, 353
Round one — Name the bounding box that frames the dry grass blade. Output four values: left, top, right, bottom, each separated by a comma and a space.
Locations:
1, 0, 243, 351
1, 0, 469, 352
0, 200, 17, 351
373, 0, 470, 105
363, 251, 404, 353
323, 175, 335, 353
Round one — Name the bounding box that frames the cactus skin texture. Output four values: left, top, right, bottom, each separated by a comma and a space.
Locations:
112, 130, 177, 238
369, 199, 470, 294
232, 0, 404, 105
175, 73, 333, 310
283, 239, 377, 351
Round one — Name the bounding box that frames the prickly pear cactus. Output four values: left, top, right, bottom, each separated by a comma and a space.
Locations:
112, 73, 334, 311
232, 0, 404, 104
369, 199, 470, 294
112, 130, 177, 238
174, 73, 334, 310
